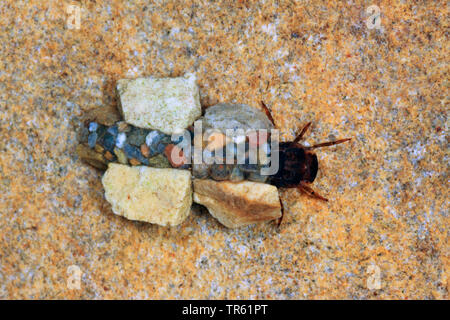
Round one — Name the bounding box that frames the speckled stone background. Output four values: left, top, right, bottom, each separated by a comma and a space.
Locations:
0, 0, 448, 299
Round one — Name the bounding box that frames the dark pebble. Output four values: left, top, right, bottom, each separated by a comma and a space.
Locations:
102, 133, 116, 152
230, 166, 244, 181
238, 163, 260, 173
107, 125, 119, 136
192, 163, 210, 179
153, 141, 167, 154
247, 171, 268, 183
123, 143, 149, 165
209, 164, 233, 181
127, 127, 148, 146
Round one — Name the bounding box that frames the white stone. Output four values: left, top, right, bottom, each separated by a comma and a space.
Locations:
116, 73, 201, 135
102, 164, 192, 226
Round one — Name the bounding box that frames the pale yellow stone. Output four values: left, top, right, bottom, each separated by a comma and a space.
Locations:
193, 179, 281, 228
116, 73, 201, 134
102, 164, 192, 226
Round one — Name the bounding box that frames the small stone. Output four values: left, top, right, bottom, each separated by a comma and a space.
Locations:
116, 73, 201, 134
154, 140, 168, 154
89, 122, 98, 132
88, 132, 98, 148
123, 143, 149, 165
102, 164, 192, 226
113, 147, 128, 164
247, 171, 268, 183
192, 163, 210, 179
96, 125, 107, 140
104, 151, 115, 161
102, 133, 116, 152
147, 154, 171, 168
129, 158, 141, 166
94, 144, 104, 153
238, 163, 260, 173
193, 180, 281, 228
77, 126, 90, 143
164, 144, 186, 168
107, 125, 119, 136
230, 166, 244, 181
209, 164, 233, 181
116, 132, 126, 148
145, 130, 162, 147
76, 144, 107, 170
127, 127, 148, 146
140, 144, 150, 157
117, 121, 130, 132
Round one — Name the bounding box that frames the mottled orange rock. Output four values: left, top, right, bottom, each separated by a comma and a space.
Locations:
0, 0, 447, 300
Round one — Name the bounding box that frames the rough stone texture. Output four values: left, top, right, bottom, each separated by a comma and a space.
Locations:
117, 74, 201, 134
193, 180, 281, 228
202, 103, 274, 136
0, 1, 448, 299
102, 164, 192, 227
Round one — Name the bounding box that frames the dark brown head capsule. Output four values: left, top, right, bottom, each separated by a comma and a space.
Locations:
260, 102, 351, 225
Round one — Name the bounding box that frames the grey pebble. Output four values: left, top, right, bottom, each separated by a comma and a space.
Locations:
87, 132, 98, 148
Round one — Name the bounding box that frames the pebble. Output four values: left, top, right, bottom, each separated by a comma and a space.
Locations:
247, 171, 268, 183
147, 154, 171, 168
94, 144, 104, 153
140, 144, 150, 157
87, 132, 98, 148
127, 127, 148, 146
113, 147, 128, 164
89, 122, 98, 132
238, 163, 260, 173
230, 166, 244, 181
107, 125, 119, 136
104, 151, 115, 161
145, 130, 162, 147
192, 163, 210, 179
116, 132, 126, 148
76, 144, 107, 170
123, 143, 149, 165
209, 164, 233, 180
117, 121, 131, 132
77, 126, 90, 143
102, 133, 116, 152
129, 158, 141, 166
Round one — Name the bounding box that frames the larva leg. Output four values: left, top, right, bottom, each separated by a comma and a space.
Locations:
260, 101, 276, 127
293, 122, 312, 143
306, 138, 351, 150
298, 183, 328, 202
277, 196, 285, 227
